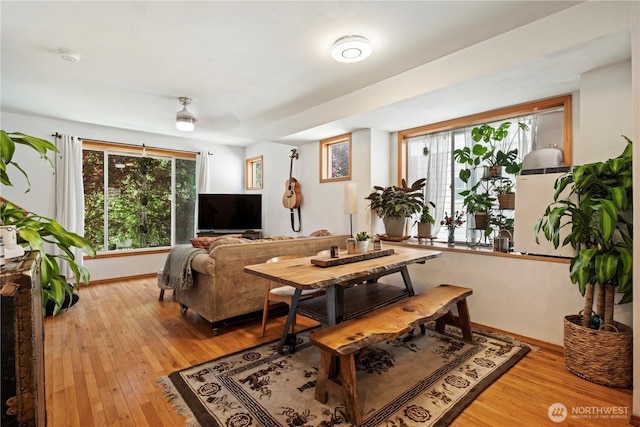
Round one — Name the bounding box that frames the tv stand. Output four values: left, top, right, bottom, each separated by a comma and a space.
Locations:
197, 230, 263, 240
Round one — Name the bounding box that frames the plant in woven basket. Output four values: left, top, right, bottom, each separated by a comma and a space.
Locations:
535, 136, 633, 329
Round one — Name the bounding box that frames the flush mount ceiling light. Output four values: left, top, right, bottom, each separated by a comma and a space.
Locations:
331, 35, 372, 63
176, 97, 196, 132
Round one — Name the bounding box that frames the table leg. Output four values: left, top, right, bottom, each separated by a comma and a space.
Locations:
325, 286, 344, 326
278, 288, 303, 354
400, 266, 426, 333
400, 266, 415, 296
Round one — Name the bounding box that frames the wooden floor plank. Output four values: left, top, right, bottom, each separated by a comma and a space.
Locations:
44, 277, 633, 426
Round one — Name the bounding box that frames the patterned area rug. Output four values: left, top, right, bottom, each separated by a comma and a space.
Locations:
158, 324, 530, 426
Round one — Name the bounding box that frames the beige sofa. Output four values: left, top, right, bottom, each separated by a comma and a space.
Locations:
176, 234, 350, 333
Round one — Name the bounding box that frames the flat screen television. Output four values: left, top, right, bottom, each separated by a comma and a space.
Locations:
197, 193, 262, 232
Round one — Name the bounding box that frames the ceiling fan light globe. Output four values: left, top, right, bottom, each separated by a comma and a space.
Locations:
176, 118, 195, 132
176, 102, 196, 132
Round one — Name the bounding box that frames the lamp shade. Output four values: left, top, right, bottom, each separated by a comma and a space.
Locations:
344, 182, 358, 214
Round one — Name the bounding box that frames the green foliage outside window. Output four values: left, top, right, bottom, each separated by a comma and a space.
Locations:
83, 149, 196, 251
329, 141, 349, 178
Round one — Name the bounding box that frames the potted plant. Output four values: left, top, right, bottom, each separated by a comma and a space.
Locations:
355, 231, 371, 253
534, 136, 633, 388
1, 130, 96, 315
459, 188, 494, 235
365, 178, 426, 237
453, 121, 528, 182
413, 201, 435, 238
493, 178, 515, 210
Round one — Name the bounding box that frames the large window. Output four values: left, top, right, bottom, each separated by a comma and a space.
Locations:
82, 141, 196, 252
399, 95, 572, 245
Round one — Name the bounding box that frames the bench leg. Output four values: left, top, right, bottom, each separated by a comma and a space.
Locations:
158, 289, 165, 301
314, 352, 333, 404
314, 352, 362, 426
456, 298, 473, 343
339, 354, 362, 427
435, 298, 473, 344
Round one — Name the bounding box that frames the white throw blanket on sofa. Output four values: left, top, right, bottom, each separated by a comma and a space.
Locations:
158, 245, 208, 291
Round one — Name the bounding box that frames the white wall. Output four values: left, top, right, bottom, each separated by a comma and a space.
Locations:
368, 130, 392, 236
577, 61, 633, 164
248, 129, 392, 239
202, 145, 246, 194
379, 249, 632, 346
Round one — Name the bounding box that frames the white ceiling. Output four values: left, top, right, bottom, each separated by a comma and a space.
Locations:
0, 1, 632, 147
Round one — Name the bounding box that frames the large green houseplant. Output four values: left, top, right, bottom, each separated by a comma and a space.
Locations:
454, 121, 527, 241
453, 121, 528, 182
366, 178, 426, 237
1, 130, 96, 314
534, 136, 633, 387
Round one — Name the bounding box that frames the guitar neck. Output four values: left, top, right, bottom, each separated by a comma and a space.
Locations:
288, 149, 297, 181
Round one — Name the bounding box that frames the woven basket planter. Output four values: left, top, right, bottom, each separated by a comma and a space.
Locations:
563, 314, 633, 388
473, 212, 487, 230
497, 193, 515, 210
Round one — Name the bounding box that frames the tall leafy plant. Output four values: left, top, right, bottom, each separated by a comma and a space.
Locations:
1, 130, 96, 314
453, 121, 528, 183
535, 136, 632, 329
366, 178, 426, 218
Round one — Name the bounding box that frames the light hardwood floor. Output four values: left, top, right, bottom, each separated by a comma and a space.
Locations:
44, 277, 632, 426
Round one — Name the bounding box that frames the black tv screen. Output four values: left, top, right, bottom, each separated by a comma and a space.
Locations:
197, 194, 262, 232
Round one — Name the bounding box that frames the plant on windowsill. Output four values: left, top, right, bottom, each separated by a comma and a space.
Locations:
453, 121, 528, 181
0, 130, 96, 315
365, 178, 426, 238
458, 189, 494, 237
534, 136, 633, 388
493, 178, 515, 210
413, 201, 436, 238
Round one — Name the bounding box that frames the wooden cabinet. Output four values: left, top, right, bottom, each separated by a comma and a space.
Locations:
1, 252, 46, 427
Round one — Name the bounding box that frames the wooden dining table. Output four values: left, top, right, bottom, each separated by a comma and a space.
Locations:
244, 245, 442, 353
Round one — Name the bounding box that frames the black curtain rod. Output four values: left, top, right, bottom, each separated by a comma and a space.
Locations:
51, 133, 199, 155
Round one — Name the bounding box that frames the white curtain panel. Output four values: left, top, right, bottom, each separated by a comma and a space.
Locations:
407, 131, 450, 237
197, 152, 213, 193
55, 134, 85, 279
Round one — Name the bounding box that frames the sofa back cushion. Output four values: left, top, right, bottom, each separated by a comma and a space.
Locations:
190, 234, 242, 250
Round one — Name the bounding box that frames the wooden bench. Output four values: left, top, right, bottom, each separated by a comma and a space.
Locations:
309, 284, 473, 426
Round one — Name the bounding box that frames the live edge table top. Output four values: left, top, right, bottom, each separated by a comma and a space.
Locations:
244, 246, 442, 290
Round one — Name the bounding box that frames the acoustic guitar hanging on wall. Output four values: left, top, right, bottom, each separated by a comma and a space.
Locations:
283, 148, 302, 231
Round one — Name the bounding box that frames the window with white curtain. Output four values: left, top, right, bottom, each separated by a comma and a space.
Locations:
406, 115, 536, 244
82, 141, 196, 252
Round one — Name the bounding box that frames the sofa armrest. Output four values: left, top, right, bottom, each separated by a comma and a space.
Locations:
191, 253, 215, 276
